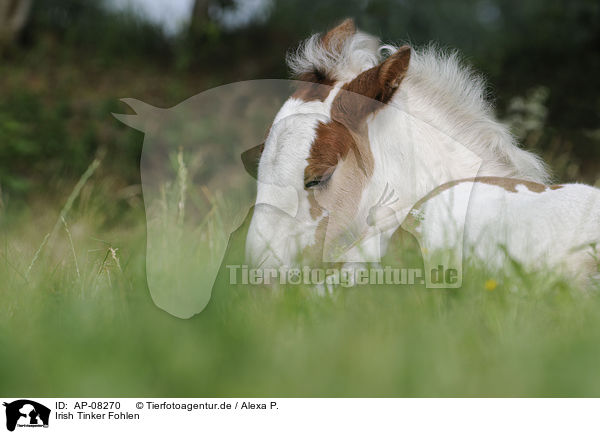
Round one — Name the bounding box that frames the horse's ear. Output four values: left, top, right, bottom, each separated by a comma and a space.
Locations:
376, 45, 411, 104
322, 18, 356, 51
241, 143, 264, 179
332, 45, 411, 128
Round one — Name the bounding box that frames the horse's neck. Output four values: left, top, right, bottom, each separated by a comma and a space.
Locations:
367, 103, 484, 217
394, 84, 549, 183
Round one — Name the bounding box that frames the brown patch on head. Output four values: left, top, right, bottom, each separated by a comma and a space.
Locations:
305, 121, 358, 185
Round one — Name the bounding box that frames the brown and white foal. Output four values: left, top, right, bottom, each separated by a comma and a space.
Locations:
244, 19, 599, 285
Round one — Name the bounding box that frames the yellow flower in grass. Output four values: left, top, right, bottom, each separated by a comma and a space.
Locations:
484, 279, 498, 291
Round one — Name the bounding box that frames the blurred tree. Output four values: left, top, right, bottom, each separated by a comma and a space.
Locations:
191, 0, 211, 31
0, 0, 32, 46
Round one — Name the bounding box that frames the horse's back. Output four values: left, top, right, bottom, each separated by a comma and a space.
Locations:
403, 178, 600, 283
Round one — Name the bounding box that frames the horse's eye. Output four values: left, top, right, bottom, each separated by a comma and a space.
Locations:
304, 178, 322, 189
304, 173, 332, 189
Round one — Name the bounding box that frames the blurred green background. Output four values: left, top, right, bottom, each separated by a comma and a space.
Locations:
1, 0, 600, 397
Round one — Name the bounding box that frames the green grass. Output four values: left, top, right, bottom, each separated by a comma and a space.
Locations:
2, 160, 600, 398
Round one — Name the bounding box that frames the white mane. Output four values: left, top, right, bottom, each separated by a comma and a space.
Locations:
286, 31, 550, 183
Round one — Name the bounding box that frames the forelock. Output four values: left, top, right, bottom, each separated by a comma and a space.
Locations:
286, 31, 384, 83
